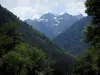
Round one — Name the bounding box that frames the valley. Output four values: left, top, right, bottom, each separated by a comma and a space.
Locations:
0, 0, 100, 75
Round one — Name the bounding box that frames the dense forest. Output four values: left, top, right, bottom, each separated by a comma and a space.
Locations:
0, 0, 100, 75
55, 16, 92, 55
0, 4, 74, 75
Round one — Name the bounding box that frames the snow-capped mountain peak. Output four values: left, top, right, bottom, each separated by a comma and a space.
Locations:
25, 12, 82, 39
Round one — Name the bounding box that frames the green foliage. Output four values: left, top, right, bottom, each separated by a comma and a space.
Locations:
71, 50, 94, 75
0, 51, 33, 75
71, 44, 100, 75
52, 52, 74, 75
83, 24, 97, 42
16, 43, 52, 75
0, 22, 22, 57
85, 0, 100, 24
0, 42, 53, 75
84, 0, 100, 42
0, 22, 52, 75
85, 0, 100, 26
71, 0, 100, 75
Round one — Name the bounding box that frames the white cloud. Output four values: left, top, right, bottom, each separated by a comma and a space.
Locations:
65, 0, 86, 15
10, 6, 52, 20
0, 0, 87, 20
17, 0, 31, 6
10, 7, 38, 20
0, 0, 17, 8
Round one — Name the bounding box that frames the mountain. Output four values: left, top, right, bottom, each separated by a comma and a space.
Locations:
55, 16, 92, 55
75, 14, 84, 20
25, 13, 82, 39
0, 5, 74, 75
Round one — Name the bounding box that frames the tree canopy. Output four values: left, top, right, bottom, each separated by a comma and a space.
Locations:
71, 0, 100, 75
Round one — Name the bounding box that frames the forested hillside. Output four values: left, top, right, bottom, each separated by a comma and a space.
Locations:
0, 5, 74, 75
55, 16, 92, 55
71, 0, 100, 75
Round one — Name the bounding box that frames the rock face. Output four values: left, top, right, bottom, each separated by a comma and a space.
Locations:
25, 13, 82, 39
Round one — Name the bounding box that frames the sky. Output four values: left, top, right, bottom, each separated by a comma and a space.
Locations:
0, 0, 86, 20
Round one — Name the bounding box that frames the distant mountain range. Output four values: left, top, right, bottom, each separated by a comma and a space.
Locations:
54, 16, 92, 55
25, 13, 84, 39
25, 12, 92, 55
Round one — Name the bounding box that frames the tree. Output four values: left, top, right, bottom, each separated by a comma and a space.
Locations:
84, 0, 100, 43
0, 51, 33, 75
71, 0, 100, 75
0, 22, 22, 57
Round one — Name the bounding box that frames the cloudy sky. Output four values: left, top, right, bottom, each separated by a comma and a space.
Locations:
0, 0, 86, 20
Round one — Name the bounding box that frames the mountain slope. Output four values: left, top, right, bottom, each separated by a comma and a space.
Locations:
25, 13, 81, 39
0, 5, 74, 75
55, 16, 92, 55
